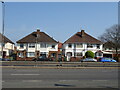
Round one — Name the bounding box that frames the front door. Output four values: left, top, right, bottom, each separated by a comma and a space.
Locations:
3, 51, 6, 58
67, 52, 72, 61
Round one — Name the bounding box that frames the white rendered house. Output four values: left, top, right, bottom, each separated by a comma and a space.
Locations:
63, 30, 103, 61
0, 33, 14, 58
16, 29, 58, 60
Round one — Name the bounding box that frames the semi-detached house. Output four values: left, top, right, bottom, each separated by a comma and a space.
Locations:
16, 29, 58, 61
63, 30, 103, 61
0, 33, 14, 58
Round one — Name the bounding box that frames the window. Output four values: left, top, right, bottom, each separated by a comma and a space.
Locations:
98, 53, 102, 56
76, 43, 83, 48
40, 43, 46, 48
68, 44, 72, 48
20, 44, 24, 48
40, 52, 47, 58
95, 52, 103, 57
87, 44, 93, 48
27, 52, 35, 57
51, 53, 56, 57
52, 45, 55, 49
76, 52, 83, 56
96, 44, 100, 49
108, 48, 112, 50
29, 43, 35, 48
18, 52, 24, 58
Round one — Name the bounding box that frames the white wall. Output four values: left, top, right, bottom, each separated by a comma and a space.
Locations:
17, 43, 58, 57
63, 43, 103, 61
0, 42, 14, 57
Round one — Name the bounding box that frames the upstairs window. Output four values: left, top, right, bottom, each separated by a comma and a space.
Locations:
68, 44, 72, 48
87, 44, 93, 48
29, 43, 35, 48
20, 44, 24, 48
40, 43, 46, 48
96, 44, 100, 49
52, 45, 55, 49
76, 43, 83, 48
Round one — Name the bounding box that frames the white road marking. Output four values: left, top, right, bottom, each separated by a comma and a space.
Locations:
11, 74, 40, 76
92, 80, 108, 82
22, 80, 42, 82
59, 80, 79, 82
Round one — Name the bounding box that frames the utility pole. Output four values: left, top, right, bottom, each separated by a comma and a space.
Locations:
1, 1, 5, 59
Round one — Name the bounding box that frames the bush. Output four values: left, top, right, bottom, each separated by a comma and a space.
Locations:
85, 51, 95, 58
113, 56, 119, 62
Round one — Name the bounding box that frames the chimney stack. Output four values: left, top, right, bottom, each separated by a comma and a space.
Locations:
37, 28, 40, 32
36, 28, 40, 37
81, 30, 85, 37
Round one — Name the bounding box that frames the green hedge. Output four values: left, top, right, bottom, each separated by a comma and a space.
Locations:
85, 51, 95, 58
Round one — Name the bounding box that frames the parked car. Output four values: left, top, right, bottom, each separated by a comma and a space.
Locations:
0, 58, 2, 61
80, 58, 97, 62
0, 58, 11, 61
32, 56, 52, 61
99, 57, 117, 62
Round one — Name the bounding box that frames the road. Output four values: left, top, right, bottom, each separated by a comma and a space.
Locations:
2, 67, 119, 88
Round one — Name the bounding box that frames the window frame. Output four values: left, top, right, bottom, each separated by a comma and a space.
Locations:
75, 52, 83, 57
40, 43, 46, 48
76, 43, 83, 48
27, 52, 35, 57
68, 44, 72, 48
20, 44, 24, 48
96, 44, 100, 49
29, 43, 35, 48
87, 44, 93, 48
51, 45, 55, 49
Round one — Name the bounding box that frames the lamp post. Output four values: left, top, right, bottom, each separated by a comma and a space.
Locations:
1, 1, 5, 59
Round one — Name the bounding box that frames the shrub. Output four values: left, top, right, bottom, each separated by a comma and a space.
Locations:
113, 56, 119, 62
85, 51, 95, 58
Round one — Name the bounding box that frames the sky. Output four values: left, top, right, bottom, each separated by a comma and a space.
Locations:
0, 2, 118, 43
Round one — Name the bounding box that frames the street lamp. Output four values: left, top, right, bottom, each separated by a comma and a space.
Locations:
1, 1, 5, 59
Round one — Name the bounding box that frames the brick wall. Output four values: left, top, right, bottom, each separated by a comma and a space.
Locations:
16, 57, 34, 61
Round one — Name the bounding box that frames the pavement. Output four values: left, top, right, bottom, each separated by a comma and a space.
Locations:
1, 61, 119, 68
2, 67, 119, 88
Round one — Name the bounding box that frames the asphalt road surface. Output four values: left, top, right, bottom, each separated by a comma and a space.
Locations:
2, 67, 119, 88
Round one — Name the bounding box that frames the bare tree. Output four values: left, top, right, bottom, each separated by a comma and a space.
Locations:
99, 24, 120, 56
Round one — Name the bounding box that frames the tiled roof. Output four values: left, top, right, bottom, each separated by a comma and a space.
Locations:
0, 33, 14, 44
64, 30, 102, 44
17, 30, 58, 43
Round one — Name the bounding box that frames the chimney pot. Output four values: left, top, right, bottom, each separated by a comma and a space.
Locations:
37, 28, 40, 32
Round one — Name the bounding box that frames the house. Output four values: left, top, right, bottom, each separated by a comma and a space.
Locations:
0, 33, 14, 59
16, 29, 58, 61
102, 42, 120, 61
63, 30, 103, 61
